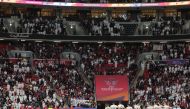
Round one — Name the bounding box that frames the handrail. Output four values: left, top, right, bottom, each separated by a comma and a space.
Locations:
1, 32, 190, 42
4, 31, 190, 37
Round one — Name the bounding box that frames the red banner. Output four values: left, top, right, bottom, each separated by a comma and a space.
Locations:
95, 75, 129, 101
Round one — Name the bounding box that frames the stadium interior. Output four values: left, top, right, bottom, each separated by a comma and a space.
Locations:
0, 0, 190, 109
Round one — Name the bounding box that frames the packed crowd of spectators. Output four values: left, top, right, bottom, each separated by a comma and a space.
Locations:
0, 13, 189, 37
1, 41, 190, 108
132, 63, 190, 108
67, 43, 144, 83
158, 43, 189, 60
0, 57, 96, 108
17, 17, 67, 35
0, 42, 96, 108
0, 18, 8, 33
11, 42, 65, 59
18, 15, 188, 36
131, 42, 190, 108
79, 14, 189, 36
82, 17, 122, 36
0, 41, 147, 108
151, 16, 185, 36
12, 14, 188, 36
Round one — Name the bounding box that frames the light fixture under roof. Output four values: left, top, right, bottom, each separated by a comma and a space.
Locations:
97, 42, 103, 44
142, 41, 150, 44
35, 41, 42, 42
116, 42, 123, 44
53, 40, 61, 43
72, 42, 78, 43
160, 41, 167, 43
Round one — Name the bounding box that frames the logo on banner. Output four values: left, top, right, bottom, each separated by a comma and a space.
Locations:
105, 78, 117, 87
101, 78, 123, 92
